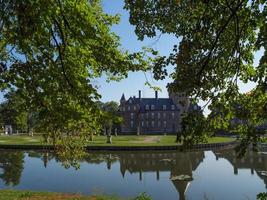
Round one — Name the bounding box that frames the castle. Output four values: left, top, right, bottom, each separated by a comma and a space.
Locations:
119, 89, 197, 134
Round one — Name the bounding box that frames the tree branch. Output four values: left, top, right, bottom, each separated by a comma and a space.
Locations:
197, 0, 245, 78
50, 27, 74, 90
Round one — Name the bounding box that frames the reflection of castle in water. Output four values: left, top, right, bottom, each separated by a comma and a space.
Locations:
213, 149, 267, 189
84, 151, 205, 200
2, 149, 267, 199
25, 150, 206, 199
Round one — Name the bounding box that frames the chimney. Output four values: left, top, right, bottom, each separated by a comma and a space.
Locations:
138, 90, 141, 99
155, 91, 158, 99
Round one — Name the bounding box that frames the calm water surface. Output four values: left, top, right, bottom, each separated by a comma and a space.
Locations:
0, 149, 266, 200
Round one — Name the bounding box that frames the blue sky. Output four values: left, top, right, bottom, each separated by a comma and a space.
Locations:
98, 0, 178, 102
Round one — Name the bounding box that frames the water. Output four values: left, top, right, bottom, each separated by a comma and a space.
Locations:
0, 149, 266, 200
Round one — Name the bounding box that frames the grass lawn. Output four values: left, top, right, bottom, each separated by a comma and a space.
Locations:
0, 134, 235, 146
0, 189, 125, 200
0, 134, 44, 145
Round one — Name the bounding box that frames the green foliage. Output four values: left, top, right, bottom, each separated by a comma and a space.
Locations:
0, 92, 34, 133
19, 191, 32, 198
97, 101, 122, 136
134, 193, 152, 200
257, 192, 267, 200
208, 86, 267, 155
0, 189, 126, 200
0, 0, 150, 162
125, 0, 267, 149
177, 110, 208, 147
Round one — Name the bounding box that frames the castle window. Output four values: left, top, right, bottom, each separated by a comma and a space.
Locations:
158, 121, 161, 127
163, 113, 166, 119
141, 121, 144, 127
151, 105, 155, 110
172, 112, 175, 119
133, 106, 136, 111
131, 113, 134, 119
158, 113, 161, 119
146, 113, 149, 119
171, 105, 175, 110
151, 121, 155, 127
151, 112, 154, 119
128, 106, 130, 111
130, 121, 134, 128
146, 121, 149, 128
129, 99, 132, 104
141, 114, 144, 119
164, 121, 167, 128
145, 105, 149, 110
163, 105, 166, 110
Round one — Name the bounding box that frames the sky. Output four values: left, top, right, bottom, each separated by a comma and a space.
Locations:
97, 0, 178, 102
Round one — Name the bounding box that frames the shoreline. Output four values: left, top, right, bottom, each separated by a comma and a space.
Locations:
0, 189, 134, 200
0, 140, 238, 151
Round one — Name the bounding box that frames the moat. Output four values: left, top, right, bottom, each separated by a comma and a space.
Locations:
0, 149, 266, 200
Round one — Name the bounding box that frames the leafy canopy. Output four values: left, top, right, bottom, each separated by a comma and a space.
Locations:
124, 0, 267, 147
0, 0, 150, 160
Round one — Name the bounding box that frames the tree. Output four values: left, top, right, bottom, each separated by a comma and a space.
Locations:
124, 0, 267, 148
0, 98, 27, 133
0, 0, 150, 159
178, 108, 207, 147
99, 101, 122, 143
0, 91, 39, 134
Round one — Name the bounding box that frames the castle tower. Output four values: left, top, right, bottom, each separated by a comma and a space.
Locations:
120, 93, 126, 103
167, 88, 190, 132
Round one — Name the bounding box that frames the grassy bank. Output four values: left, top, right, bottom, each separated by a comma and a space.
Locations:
0, 190, 151, 200
86, 135, 235, 146
0, 135, 235, 147
0, 135, 44, 145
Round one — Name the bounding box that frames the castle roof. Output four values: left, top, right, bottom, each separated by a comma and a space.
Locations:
125, 97, 179, 112
120, 93, 126, 101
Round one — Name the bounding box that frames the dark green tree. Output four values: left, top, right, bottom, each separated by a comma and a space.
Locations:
100, 101, 122, 143
0, 92, 39, 133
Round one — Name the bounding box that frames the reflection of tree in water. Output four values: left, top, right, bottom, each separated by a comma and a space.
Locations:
82, 153, 119, 170
28, 151, 119, 170
0, 151, 24, 186
28, 151, 54, 168
213, 149, 267, 189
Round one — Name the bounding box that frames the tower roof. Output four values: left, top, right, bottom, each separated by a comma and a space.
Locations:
120, 93, 126, 101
